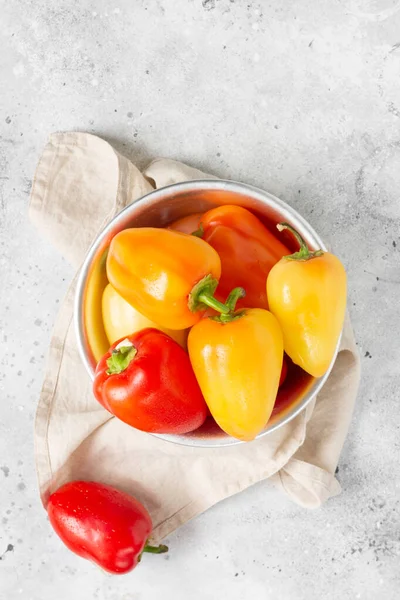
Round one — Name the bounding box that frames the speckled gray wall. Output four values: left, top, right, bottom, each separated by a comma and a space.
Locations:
1, 1, 399, 599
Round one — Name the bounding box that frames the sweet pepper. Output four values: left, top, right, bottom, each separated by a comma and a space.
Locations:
93, 328, 208, 434
189, 205, 290, 310
47, 481, 167, 574
267, 223, 347, 377
188, 288, 284, 441
106, 227, 229, 330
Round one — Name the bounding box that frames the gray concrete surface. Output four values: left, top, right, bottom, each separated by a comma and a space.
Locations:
1, 1, 400, 598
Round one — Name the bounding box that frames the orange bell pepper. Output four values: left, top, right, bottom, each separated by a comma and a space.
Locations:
267, 223, 347, 378
106, 228, 227, 330
190, 205, 290, 310
188, 289, 283, 441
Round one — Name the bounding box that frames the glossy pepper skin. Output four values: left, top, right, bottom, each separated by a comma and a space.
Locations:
106, 227, 222, 330
192, 205, 290, 310
93, 328, 208, 434
102, 284, 187, 348
47, 481, 167, 575
188, 294, 283, 441
267, 223, 347, 378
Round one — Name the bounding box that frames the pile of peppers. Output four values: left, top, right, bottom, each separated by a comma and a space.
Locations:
47, 204, 347, 574
98, 204, 347, 442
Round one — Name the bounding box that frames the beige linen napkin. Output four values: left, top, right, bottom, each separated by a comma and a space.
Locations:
30, 132, 360, 541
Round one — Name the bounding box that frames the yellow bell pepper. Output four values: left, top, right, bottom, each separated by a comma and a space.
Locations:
84, 249, 110, 362
188, 289, 283, 441
266, 223, 347, 378
102, 284, 187, 348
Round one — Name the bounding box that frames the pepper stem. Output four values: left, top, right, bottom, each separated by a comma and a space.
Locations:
198, 293, 230, 314
188, 274, 230, 314
142, 543, 169, 555
191, 223, 204, 238
277, 223, 324, 261
225, 287, 246, 312
106, 343, 137, 375
189, 275, 247, 321
216, 287, 246, 324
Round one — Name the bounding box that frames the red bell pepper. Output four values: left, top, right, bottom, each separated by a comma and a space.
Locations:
279, 356, 288, 387
93, 328, 208, 434
47, 481, 167, 574
189, 205, 290, 310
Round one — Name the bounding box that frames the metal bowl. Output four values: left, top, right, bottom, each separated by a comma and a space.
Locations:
74, 179, 338, 447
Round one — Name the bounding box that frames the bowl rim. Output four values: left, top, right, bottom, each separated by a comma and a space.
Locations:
74, 178, 340, 447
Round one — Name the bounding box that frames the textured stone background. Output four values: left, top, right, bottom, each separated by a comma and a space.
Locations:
1, 1, 399, 598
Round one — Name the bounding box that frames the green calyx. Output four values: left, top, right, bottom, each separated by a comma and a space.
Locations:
277, 223, 324, 261
188, 275, 246, 324
106, 342, 137, 375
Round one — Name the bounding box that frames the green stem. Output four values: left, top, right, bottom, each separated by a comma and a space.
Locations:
191, 223, 204, 238
225, 287, 246, 312
211, 287, 247, 324
277, 223, 324, 261
106, 342, 137, 375
198, 293, 230, 314
142, 543, 169, 555
188, 274, 230, 314
188, 275, 247, 322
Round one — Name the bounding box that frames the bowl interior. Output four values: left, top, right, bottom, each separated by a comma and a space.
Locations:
76, 180, 331, 447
